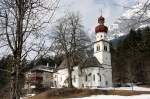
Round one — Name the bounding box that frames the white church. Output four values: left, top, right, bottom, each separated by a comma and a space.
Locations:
53, 15, 112, 88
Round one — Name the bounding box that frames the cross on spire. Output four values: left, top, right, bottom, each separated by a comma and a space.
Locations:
99, 8, 103, 16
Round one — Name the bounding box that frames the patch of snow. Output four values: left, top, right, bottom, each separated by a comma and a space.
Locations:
98, 86, 150, 92
110, 0, 150, 39
116, 86, 150, 92
69, 94, 150, 99
21, 94, 36, 99
122, 4, 142, 19
138, 24, 150, 29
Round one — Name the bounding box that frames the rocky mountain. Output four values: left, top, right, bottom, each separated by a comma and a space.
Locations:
110, 0, 150, 40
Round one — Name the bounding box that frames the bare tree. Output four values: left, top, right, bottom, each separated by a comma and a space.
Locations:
52, 12, 90, 88
0, 0, 60, 98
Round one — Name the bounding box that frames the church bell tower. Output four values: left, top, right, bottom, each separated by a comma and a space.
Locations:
94, 15, 112, 87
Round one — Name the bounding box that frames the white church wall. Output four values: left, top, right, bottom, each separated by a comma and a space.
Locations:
96, 32, 107, 41
72, 66, 80, 88
53, 66, 80, 88
102, 67, 112, 87
80, 67, 109, 88
53, 65, 112, 88
102, 52, 111, 66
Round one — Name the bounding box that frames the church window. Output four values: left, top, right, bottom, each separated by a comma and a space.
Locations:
54, 81, 57, 87
73, 75, 76, 82
82, 84, 84, 88
97, 73, 101, 81
99, 75, 101, 81
88, 73, 91, 76
97, 45, 100, 51
104, 45, 107, 51
105, 81, 108, 86
85, 75, 88, 82
93, 74, 95, 81
51, 82, 54, 87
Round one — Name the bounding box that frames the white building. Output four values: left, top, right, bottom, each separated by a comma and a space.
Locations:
53, 16, 112, 88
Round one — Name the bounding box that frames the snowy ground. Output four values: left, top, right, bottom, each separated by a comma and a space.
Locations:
21, 86, 150, 99
99, 86, 150, 91
69, 94, 150, 99
69, 86, 150, 99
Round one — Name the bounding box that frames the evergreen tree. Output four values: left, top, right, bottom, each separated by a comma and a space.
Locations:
0, 55, 12, 88
112, 27, 150, 84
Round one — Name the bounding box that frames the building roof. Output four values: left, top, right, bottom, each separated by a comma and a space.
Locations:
57, 56, 80, 70
80, 56, 102, 69
95, 16, 108, 33
57, 58, 68, 70
95, 25, 108, 33
30, 65, 54, 73
57, 56, 102, 70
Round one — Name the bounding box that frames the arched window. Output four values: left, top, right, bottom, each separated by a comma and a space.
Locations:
99, 75, 101, 81
85, 75, 88, 82
97, 73, 101, 81
104, 45, 107, 51
73, 75, 76, 82
105, 81, 108, 86
97, 45, 100, 51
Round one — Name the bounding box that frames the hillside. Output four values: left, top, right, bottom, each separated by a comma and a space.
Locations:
111, 27, 150, 84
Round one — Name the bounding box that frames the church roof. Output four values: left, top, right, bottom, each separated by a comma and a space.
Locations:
95, 16, 108, 33
80, 56, 102, 69
57, 56, 81, 70
57, 55, 102, 70
57, 58, 72, 70
95, 25, 108, 33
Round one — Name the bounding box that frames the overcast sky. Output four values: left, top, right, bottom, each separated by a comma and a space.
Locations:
53, 0, 141, 33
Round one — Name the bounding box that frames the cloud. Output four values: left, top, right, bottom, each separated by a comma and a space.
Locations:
52, 0, 139, 39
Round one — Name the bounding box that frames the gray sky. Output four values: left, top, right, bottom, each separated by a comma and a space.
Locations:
54, 0, 140, 33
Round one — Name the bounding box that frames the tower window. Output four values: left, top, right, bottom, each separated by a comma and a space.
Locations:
104, 46, 107, 51
97, 45, 100, 51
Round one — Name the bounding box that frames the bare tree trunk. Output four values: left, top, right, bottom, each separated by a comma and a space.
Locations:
10, 56, 22, 99
66, 54, 73, 88
10, 73, 16, 99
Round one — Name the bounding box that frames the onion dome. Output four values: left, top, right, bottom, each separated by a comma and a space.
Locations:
95, 16, 108, 33
98, 16, 105, 23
